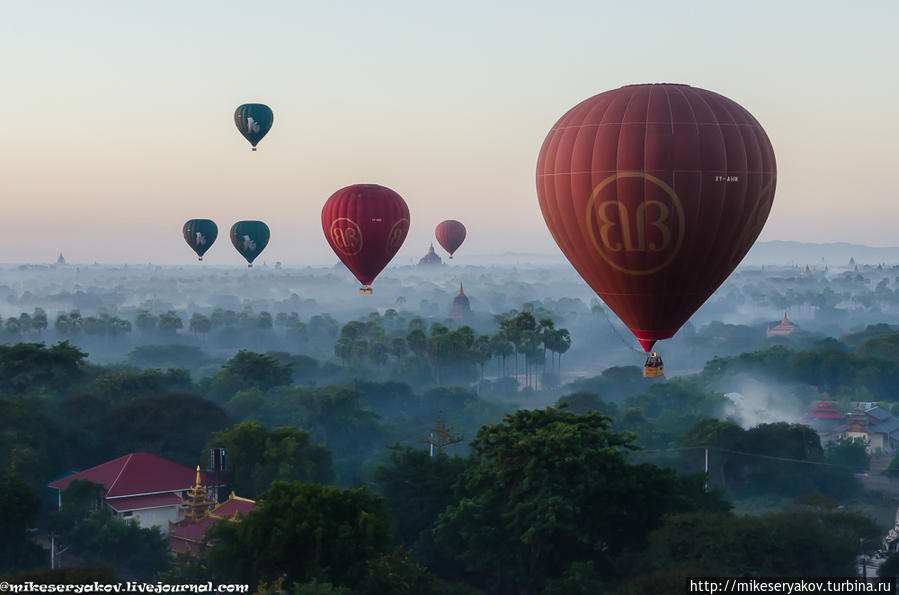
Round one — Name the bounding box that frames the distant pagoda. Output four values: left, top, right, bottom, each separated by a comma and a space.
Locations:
767, 312, 798, 338
419, 244, 443, 266
56, 252, 66, 265
805, 401, 843, 420
449, 283, 471, 318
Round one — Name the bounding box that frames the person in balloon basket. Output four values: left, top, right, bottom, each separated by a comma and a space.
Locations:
645, 352, 662, 367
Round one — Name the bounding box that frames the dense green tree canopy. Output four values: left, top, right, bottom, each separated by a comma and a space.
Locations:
205, 351, 294, 401
207, 482, 390, 589
677, 419, 859, 499
646, 508, 879, 578
374, 446, 468, 547
0, 341, 87, 398
63, 509, 169, 580
0, 396, 64, 488
0, 474, 46, 574
100, 394, 231, 466
432, 407, 729, 593
205, 422, 336, 498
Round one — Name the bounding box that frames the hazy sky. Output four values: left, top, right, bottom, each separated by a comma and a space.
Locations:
1, 0, 897, 265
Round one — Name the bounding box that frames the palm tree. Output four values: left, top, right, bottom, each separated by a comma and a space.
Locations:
32, 308, 48, 335
521, 329, 543, 389
553, 328, 572, 374
500, 311, 537, 382
190, 312, 212, 335
538, 317, 556, 370
472, 335, 492, 379
490, 334, 514, 378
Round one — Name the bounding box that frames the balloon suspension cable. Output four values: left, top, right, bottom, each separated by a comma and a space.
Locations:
594, 304, 645, 354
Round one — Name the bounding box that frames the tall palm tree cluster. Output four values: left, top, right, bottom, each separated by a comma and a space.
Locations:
332, 309, 571, 389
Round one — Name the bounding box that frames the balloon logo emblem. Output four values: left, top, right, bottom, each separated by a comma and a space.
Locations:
586, 171, 686, 276
330, 218, 363, 256
386, 218, 409, 253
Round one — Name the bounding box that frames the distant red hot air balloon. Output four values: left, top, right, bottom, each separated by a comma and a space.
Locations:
435, 220, 467, 259
322, 184, 410, 293
536, 83, 776, 354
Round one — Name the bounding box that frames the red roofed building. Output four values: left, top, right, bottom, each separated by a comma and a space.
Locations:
806, 401, 844, 420
47, 452, 223, 534
804, 400, 845, 438
836, 404, 899, 453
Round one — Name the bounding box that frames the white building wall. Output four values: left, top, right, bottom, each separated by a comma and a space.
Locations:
843, 431, 882, 453
121, 505, 181, 534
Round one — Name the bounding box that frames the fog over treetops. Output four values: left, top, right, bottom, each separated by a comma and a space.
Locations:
3, 240, 898, 386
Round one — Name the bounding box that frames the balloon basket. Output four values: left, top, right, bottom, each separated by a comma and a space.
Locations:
643, 364, 664, 378
643, 352, 664, 378
198, 257, 203, 261
248, 264, 253, 268
359, 287, 373, 295
252, 147, 257, 152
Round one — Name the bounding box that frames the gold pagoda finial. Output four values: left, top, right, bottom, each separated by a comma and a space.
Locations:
183, 465, 214, 523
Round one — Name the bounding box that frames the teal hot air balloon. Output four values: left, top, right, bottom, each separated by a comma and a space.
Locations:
183, 219, 218, 261
234, 104, 274, 151
230, 221, 270, 267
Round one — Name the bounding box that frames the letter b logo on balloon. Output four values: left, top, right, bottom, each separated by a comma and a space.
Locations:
386, 219, 410, 253
586, 172, 685, 276
330, 218, 363, 255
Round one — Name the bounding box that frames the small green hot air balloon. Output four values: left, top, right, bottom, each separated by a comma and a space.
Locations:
183, 219, 219, 261
234, 103, 274, 151
230, 220, 270, 267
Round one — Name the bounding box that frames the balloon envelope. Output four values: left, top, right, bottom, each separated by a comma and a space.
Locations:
435, 220, 466, 258
230, 220, 270, 265
321, 184, 410, 287
182, 219, 218, 260
536, 83, 776, 352
234, 104, 273, 149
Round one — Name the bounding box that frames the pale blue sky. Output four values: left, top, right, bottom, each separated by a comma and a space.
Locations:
1, 0, 896, 264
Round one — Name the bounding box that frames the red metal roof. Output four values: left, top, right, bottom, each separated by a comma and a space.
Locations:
806, 411, 845, 419
168, 536, 202, 555
213, 497, 256, 518
806, 401, 844, 419
170, 515, 218, 542
167, 495, 257, 552
105, 492, 183, 512
47, 452, 218, 498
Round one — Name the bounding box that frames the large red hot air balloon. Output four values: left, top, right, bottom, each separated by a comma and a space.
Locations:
322, 184, 410, 293
536, 83, 776, 354
435, 220, 467, 259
